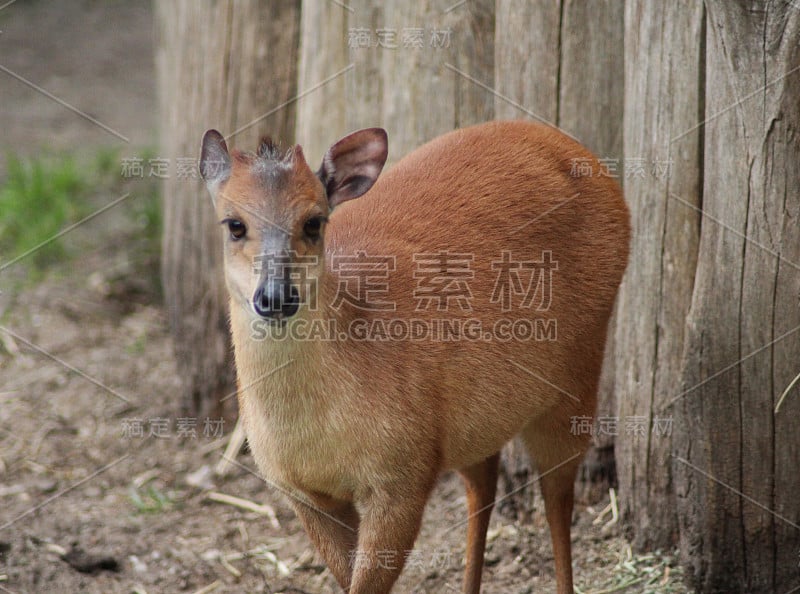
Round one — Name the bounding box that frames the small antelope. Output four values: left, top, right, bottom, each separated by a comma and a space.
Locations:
200, 121, 630, 593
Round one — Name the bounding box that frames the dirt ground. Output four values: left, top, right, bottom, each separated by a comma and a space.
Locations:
0, 1, 688, 593
0, 264, 682, 594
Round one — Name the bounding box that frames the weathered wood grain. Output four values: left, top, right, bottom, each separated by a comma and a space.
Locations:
295, 0, 349, 165
155, 0, 300, 415
617, 0, 705, 552
675, 2, 800, 590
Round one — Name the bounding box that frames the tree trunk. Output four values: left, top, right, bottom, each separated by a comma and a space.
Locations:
494, 0, 625, 514
295, 0, 494, 167
673, 3, 800, 591
371, 0, 494, 162
295, 0, 349, 166
155, 0, 300, 417
616, 0, 705, 549
618, 1, 800, 589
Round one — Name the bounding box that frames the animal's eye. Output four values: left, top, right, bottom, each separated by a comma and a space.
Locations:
224, 219, 247, 240
303, 216, 325, 240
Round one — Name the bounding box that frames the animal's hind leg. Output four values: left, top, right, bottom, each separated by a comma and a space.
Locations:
522, 421, 589, 594
458, 453, 499, 594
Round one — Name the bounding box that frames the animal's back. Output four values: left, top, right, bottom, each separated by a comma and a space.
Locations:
329, 120, 628, 302
325, 120, 630, 469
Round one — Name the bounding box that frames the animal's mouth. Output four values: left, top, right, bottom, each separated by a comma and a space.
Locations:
248, 301, 296, 326
267, 316, 289, 328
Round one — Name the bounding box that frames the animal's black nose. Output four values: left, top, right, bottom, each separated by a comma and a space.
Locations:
253, 282, 300, 319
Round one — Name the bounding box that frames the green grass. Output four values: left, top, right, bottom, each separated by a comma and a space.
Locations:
0, 148, 163, 270
93, 146, 121, 180
0, 153, 93, 269
131, 178, 162, 246
126, 332, 147, 355
124, 149, 163, 298
117, 145, 162, 248
0, 147, 164, 302
128, 484, 176, 514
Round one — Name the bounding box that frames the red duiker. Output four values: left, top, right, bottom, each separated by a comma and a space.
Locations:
200, 121, 630, 593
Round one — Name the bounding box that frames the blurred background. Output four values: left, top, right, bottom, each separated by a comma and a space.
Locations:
0, 1, 798, 593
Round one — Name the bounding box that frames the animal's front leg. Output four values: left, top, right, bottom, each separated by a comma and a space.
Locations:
290, 496, 359, 589
348, 485, 431, 594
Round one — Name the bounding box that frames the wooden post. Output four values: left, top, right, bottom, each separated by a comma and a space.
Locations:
674, 3, 800, 590
616, 0, 705, 550
494, 0, 560, 516
155, 0, 300, 416
619, 2, 800, 589
343, 0, 494, 164
295, 0, 350, 166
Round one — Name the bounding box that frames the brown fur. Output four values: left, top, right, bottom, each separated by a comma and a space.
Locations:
205, 121, 630, 593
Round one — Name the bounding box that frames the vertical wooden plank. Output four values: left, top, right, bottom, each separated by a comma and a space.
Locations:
345, 1, 386, 147
342, 0, 494, 164
673, 1, 750, 583
451, 0, 494, 128
155, 0, 300, 416
378, 0, 452, 161
616, 0, 704, 550
676, 2, 800, 590
226, 0, 301, 148
494, 0, 560, 123
156, 1, 228, 417
770, 7, 800, 579
295, 1, 349, 165
559, 0, 624, 157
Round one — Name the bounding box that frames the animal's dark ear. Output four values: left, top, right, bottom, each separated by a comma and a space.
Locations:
317, 128, 388, 210
200, 129, 231, 184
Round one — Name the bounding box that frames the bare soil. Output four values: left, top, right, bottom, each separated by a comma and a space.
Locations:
0, 262, 653, 594
0, 2, 686, 593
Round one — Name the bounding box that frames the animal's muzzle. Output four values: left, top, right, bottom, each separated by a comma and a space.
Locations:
253, 280, 300, 319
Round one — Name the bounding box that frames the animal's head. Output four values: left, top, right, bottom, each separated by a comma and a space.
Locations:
200, 128, 388, 321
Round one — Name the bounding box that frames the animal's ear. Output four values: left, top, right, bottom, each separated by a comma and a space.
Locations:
317, 128, 388, 209
200, 129, 232, 185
